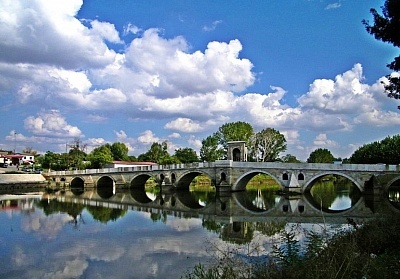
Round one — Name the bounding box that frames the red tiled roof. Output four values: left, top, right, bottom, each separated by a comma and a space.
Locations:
4, 155, 24, 159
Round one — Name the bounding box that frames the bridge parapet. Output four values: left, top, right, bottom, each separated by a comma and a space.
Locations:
47, 162, 400, 177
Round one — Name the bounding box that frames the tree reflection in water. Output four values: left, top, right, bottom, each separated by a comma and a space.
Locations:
309, 174, 361, 211
2, 182, 400, 279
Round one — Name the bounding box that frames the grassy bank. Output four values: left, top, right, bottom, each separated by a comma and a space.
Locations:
183, 214, 400, 279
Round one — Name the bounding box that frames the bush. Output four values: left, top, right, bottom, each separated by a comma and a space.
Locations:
183, 215, 400, 279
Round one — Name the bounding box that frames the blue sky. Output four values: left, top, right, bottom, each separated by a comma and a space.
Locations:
1, 0, 399, 161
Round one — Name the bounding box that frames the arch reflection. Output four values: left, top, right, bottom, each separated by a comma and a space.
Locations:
175, 191, 209, 209
233, 190, 281, 213
307, 174, 361, 212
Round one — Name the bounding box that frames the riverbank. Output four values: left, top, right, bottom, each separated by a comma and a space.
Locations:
0, 173, 48, 191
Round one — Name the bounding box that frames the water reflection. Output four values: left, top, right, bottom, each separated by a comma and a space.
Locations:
0, 187, 397, 279
71, 187, 84, 196
97, 184, 115, 199
308, 174, 361, 212
388, 187, 400, 210
234, 189, 281, 213
130, 188, 158, 203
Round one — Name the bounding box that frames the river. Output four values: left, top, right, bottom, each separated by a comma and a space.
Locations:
0, 181, 399, 279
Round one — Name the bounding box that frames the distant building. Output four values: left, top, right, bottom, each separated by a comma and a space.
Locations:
104, 161, 158, 169
1, 154, 35, 166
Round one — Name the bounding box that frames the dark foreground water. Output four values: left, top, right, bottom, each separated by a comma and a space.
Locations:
0, 185, 399, 279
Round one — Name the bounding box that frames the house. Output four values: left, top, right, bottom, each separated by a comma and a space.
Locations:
104, 161, 158, 169
2, 154, 35, 166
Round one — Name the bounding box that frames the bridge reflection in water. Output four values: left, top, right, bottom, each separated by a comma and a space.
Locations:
3, 183, 400, 279
45, 185, 400, 226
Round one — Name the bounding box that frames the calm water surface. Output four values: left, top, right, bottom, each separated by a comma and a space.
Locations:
0, 184, 398, 279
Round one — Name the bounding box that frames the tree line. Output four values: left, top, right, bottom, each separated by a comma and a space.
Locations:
34, 122, 400, 171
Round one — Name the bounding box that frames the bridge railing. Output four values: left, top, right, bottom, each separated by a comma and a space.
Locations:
229, 161, 399, 172
46, 162, 218, 176
153, 162, 215, 170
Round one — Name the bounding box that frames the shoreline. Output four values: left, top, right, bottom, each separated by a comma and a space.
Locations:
0, 173, 48, 190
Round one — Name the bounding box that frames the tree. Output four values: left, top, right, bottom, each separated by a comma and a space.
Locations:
38, 151, 70, 171
363, 0, 400, 105
110, 142, 129, 161
87, 145, 113, 169
200, 134, 224, 162
307, 148, 335, 163
281, 154, 301, 163
217, 121, 254, 153
22, 147, 37, 155
174, 148, 199, 163
254, 128, 287, 162
200, 133, 224, 162
40, 151, 57, 170
138, 141, 178, 165
68, 138, 87, 169
350, 134, 400, 164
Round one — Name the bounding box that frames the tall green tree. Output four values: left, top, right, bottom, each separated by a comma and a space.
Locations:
174, 148, 199, 163
350, 134, 400, 164
138, 141, 178, 165
217, 121, 254, 152
200, 134, 224, 162
68, 138, 87, 169
254, 128, 287, 162
307, 148, 335, 163
110, 142, 129, 161
40, 151, 66, 171
363, 0, 400, 106
87, 145, 113, 169
281, 154, 301, 163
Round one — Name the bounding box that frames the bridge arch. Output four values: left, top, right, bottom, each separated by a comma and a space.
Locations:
302, 171, 364, 193
96, 176, 115, 199
130, 173, 158, 189
70, 177, 85, 189
384, 176, 400, 193
232, 170, 283, 192
303, 171, 363, 193
175, 170, 214, 190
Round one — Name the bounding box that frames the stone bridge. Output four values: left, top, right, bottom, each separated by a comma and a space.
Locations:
46, 160, 400, 194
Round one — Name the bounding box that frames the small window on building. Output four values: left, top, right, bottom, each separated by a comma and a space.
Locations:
298, 173, 304, 180
282, 173, 289, 180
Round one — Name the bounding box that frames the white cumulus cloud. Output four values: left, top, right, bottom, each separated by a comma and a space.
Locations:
164, 118, 205, 133
24, 110, 82, 137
